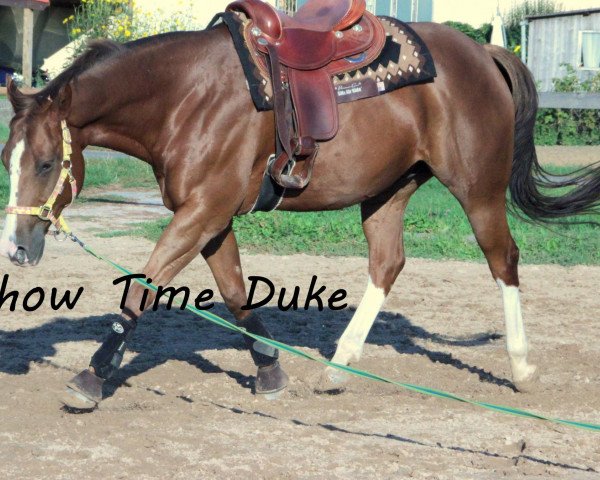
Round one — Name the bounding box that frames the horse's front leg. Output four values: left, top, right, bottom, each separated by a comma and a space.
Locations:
202, 225, 288, 394
63, 202, 231, 409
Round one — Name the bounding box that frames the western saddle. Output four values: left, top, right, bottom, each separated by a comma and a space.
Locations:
227, 0, 386, 189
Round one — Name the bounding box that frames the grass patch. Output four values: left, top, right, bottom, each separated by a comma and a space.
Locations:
82, 157, 154, 189
1, 156, 598, 265
0, 124, 8, 143
110, 168, 599, 266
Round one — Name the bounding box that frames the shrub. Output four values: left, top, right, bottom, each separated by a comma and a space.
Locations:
65, 0, 203, 55
443, 21, 491, 44
535, 65, 600, 146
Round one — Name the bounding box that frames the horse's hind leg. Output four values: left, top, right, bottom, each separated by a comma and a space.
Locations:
455, 191, 538, 391
326, 175, 426, 382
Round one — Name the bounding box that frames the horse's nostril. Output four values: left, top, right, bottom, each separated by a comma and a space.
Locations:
15, 247, 28, 265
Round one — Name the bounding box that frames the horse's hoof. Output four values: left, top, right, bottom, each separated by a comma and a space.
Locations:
62, 387, 98, 411
513, 364, 539, 393
313, 367, 348, 395
325, 366, 350, 385
255, 362, 288, 395
62, 369, 104, 410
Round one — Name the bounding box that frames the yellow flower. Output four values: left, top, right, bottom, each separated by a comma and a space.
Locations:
125, 30, 131, 37
62, 17, 68, 24
514, 45, 522, 54
117, 25, 124, 31
69, 15, 74, 20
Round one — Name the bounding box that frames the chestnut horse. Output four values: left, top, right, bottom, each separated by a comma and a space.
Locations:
1, 23, 599, 409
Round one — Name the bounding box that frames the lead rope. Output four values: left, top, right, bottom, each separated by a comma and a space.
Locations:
63, 231, 600, 433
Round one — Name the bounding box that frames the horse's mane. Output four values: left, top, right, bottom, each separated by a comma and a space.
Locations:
35, 40, 126, 104
12, 30, 210, 113
42, 40, 125, 99
11, 39, 126, 112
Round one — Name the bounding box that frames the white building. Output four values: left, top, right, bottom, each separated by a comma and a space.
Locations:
133, 0, 434, 26
433, 0, 600, 27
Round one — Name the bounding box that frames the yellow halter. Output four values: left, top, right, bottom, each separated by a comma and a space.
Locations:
5, 120, 77, 236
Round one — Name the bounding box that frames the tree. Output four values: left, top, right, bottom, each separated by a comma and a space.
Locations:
504, 0, 563, 49
443, 21, 492, 45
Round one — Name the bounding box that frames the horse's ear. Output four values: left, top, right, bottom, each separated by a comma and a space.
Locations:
57, 84, 72, 118
6, 76, 34, 113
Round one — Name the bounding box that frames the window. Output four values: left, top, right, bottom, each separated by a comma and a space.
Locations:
579, 31, 600, 70
276, 0, 297, 15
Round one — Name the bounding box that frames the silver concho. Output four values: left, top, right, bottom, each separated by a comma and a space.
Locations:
353, 24, 363, 32
335, 31, 344, 39
251, 26, 262, 37
112, 322, 125, 334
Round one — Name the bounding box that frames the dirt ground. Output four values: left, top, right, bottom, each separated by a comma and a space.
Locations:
536, 146, 599, 167
0, 146, 599, 479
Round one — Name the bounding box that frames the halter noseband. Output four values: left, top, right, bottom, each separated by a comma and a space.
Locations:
5, 120, 77, 237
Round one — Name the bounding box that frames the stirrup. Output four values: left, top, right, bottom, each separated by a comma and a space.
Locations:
269, 140, 319, 189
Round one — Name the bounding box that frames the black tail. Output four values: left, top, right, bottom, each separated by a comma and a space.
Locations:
485, 44, 600, 224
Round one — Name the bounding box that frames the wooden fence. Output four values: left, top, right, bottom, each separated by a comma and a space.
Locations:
538, 93, 600, 110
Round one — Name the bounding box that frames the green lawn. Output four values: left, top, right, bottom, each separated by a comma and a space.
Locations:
0, 157, 598, 266
123, 176, 599, 266
0, 124, 8, 143
80, 157, 155, 188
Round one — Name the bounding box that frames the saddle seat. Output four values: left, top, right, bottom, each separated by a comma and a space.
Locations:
229, 0, 372, 70
232, 0, 364, 37
226, 0, 386, 188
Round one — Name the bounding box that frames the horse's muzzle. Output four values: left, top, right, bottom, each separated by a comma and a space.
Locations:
6, 241, 44, 267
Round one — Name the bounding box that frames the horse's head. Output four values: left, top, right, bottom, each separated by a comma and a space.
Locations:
0, 78, 82, 266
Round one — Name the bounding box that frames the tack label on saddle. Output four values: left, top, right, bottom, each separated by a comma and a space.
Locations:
334, 79, 380, 103
220, 12, 436, 112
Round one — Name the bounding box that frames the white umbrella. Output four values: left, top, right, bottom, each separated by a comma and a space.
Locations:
490, 7, 507, 48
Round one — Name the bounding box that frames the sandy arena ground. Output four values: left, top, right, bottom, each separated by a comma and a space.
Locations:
0, 146, 598, 479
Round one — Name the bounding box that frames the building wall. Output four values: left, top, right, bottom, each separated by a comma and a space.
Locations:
528, 12, 600, 92
294, 0, 432, 21
0, 6, 72, 74
368, 0, 432, 21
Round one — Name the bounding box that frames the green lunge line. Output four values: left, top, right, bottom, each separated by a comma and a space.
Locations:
78, 238, 599, 432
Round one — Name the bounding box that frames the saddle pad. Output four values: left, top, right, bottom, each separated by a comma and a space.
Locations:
219, 12, 437, 111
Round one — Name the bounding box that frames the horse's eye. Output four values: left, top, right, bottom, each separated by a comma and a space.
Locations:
39, 162, 54, 174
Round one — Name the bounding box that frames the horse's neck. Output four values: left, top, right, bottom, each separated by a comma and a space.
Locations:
70, 77, 156, 162
69, 29, 229, 163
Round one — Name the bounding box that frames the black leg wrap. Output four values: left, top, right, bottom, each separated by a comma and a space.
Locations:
237, 313, 279, 368
90, 319, 136, 380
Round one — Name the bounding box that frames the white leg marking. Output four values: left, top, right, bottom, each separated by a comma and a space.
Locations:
0, 140, 25, 258
497, 279, 537, 383
331, 277, 387, 366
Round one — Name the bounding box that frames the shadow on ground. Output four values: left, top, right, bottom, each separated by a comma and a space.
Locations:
0, 303, 506, 389
2, 306, 596, 474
